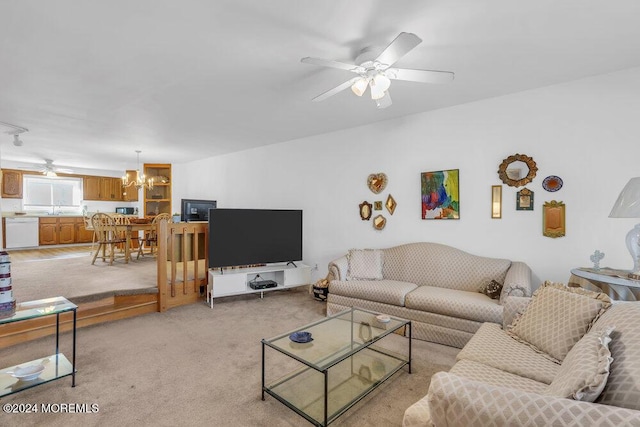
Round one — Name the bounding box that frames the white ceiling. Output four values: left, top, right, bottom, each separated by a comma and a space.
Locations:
2, 0, 640, 172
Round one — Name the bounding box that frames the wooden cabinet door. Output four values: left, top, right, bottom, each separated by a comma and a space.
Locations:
112, 178, 124, 201
75, 218, 94, 243
83, 176, 102, 200
58, 218, 76, 244
1, 170, 23, 198
39, 219, 58, 245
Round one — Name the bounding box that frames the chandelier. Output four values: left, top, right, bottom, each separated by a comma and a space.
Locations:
122, 150, 154, 190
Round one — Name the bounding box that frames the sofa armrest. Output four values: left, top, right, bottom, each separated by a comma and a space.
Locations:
502, 296, 531, 329
328, 256, 348, 281
423, 372, 640, 427
500, 261, 532, 303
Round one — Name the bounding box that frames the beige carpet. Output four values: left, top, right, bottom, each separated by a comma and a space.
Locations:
9, 250, 157, 303
0, 288, 458, 426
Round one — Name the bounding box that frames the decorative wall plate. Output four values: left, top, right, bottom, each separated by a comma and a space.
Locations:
367, 173, 388, 194
373, 215, 386, 230
374, 201, 382, 210
542, 175, 563, 192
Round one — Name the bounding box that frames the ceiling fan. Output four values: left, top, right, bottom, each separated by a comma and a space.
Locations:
20, 159, 74, 177
301, 32, 454, 109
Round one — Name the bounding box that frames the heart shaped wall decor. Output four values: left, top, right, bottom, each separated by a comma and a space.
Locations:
367, 173, 388, 194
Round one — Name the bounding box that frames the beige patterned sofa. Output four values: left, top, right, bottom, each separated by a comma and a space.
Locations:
327, 242, 532, 348
403, 290, 640, 426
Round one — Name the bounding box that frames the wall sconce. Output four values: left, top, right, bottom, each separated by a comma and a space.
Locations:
492, 185, 502, 219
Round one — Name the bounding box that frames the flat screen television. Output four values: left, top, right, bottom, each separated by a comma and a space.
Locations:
209, 209, 302, 268
181, 199, 217, 222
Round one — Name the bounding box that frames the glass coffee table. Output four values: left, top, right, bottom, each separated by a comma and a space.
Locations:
261, 307, 411, 426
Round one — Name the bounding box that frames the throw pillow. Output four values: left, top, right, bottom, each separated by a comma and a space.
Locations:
544, 326, 614, 401
479, 280, 503, 299
508, 281, 611, 362
346, 249, 384, 280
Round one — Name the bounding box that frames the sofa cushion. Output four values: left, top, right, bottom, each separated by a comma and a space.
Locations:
450, 359, 547, 394
544, 326, 613, 401
405, 286, 502, 324
382, 242, 511, 292
346, 249, 384, 280
594, 302, 640, 411
457, 322, 560, 384
329, 280, 417, 307
508, 281, 611, 362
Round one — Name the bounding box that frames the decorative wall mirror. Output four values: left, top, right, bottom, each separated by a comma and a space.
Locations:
385, 194, 397, 215
517, 188, 534, 211
543, 200, 565, 238
498, 154, 538, 187
373, 214, 386, 230
359, 201, 372, 220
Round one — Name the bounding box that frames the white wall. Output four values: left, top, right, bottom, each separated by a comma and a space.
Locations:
174, 67, 640, 286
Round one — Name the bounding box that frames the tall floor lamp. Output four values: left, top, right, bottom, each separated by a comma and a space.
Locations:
609, 177, 640, 280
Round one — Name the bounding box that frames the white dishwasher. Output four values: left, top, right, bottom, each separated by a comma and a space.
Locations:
5, 217, 39, 248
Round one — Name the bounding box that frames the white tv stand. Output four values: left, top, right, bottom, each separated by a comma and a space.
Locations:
206, 263, 312, 308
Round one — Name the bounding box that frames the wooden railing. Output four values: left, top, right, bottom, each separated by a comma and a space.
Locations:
156, 219, 208, 311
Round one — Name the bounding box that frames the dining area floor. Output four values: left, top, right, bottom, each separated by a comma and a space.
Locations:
7, 245, 157, 303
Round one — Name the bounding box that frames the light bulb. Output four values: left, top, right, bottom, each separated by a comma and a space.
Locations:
351, 78, 368, 97
373, 73, 391, 92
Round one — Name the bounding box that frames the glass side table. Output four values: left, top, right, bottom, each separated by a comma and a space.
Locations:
570, 268, 640, 301
0, 297, 77, 397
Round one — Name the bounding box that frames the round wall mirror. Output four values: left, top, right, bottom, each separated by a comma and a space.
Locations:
498, 154, 538, 187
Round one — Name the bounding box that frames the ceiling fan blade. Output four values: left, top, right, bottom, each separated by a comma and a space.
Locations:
388, 68, 454, 84
312, 77, 360, 102
375, 32, 422, 67
301, 57, 363, 73
376, 92, 392, 109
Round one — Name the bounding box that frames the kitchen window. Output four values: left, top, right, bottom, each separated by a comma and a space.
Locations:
23, 175, 83, 213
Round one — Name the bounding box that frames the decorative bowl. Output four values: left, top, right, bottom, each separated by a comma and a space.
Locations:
289, 331, 313, 343
376, 314, 391, 323
11, 363, 45, 381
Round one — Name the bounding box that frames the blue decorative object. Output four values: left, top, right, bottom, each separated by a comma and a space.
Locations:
289, 331, 313, 343
542, 175, 563, 192
590, 250, 605, 270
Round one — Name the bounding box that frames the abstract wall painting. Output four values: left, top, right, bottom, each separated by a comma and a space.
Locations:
421, 169, 460, 220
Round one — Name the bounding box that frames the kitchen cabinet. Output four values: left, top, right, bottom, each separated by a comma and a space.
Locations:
1, 169, 23, 198
143, 163, 171, 218
83, 176, 102, 200
75, 217, 94, 243
83, 176, 125, 201
39, 217, 77, 245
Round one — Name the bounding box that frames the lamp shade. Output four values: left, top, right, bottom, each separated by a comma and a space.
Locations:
351, 78, 368, 97
609, 177, 640, 218
373, 73, 391, 92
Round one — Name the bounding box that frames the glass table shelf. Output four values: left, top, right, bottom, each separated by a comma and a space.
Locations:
0, 296, 77, 397
262, 307, 411, 426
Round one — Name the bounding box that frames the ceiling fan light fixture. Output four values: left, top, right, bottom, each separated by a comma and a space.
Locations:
373, 73, 391, 92
45, 170, 57, 177
370, 80, 386, 100
351, 77, 368, 96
